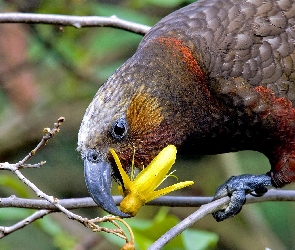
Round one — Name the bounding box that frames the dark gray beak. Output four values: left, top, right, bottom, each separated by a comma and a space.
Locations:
84, 159, 130, 217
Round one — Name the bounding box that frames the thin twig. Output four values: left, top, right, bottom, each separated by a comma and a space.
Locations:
0, 209, 52, 238
89, 216, 134, 243
0, 117, 89, 226
0, 117, 134, 245
0, 13, 151, 35
17, 117, 65, 166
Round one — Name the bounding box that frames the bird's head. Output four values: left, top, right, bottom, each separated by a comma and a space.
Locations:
77, 37, 203, 216
77, 59, 176, 217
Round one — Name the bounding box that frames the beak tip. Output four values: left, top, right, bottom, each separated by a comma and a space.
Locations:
84, 158, 130, 218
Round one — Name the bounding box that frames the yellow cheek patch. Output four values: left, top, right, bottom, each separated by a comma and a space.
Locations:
110, 145, 194, 217
126, 92, 164, 136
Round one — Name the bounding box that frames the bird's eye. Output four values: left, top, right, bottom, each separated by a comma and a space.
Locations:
111, 117, 128, 140
86, 149, 102, 163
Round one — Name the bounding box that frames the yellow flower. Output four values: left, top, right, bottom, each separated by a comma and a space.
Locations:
110, 145, 194, 217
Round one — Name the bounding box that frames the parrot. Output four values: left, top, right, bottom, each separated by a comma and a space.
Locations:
77, 0, 295, 221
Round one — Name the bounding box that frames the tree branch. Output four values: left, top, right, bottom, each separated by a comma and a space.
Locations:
0, 13, 151, 35
1, 189, 295, 210
148, 188, 295, 249
3, 190, 295, 246
0, 210, 52, 238
148, 197, 230, 250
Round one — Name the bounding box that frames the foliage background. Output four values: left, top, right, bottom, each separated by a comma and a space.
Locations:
0, 0, 294, 249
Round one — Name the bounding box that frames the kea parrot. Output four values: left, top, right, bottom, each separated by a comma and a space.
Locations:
77, 0, 295, 221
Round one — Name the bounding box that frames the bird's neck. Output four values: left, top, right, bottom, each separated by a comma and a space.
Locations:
132, 36, 219, 149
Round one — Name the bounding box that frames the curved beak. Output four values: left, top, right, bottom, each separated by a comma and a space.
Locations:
84, 159, 130, 217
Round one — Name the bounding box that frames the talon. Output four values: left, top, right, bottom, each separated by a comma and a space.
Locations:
213, 190, 246, 221
212, 174, 272, 221
249, 186, 268, 197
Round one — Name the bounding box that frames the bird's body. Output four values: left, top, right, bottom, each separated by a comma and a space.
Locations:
78, 0, 295, 220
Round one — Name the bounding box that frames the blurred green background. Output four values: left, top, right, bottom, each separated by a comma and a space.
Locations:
0, 0, 294, 249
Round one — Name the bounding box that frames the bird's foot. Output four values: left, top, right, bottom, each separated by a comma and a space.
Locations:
212, 174, 272, 222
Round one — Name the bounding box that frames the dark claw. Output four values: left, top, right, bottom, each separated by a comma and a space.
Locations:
212, 174, 272, 222
84, 159, 130, 218
249, 186, 268, 197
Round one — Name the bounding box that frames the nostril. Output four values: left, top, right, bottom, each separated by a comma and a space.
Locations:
87, 149, 103, 163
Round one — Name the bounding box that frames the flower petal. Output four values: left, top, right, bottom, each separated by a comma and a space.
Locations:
112, 145, 195, 217
110, 148, 133, 192
145, 181, 194, 202
133, 145, 177, 194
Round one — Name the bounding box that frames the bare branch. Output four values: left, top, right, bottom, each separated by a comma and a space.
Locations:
0, 13, 151, 35
149, 197, 230, 250
0, 195, 208, 210
0, 196, 97, 210
0, 210, 52, 238
0, 117, 134, 245
0, 117, 86, 233
149, 188, 295, 249
0, 118, 95, 227
18, 116, 65, 166
1, 189, 295, 209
